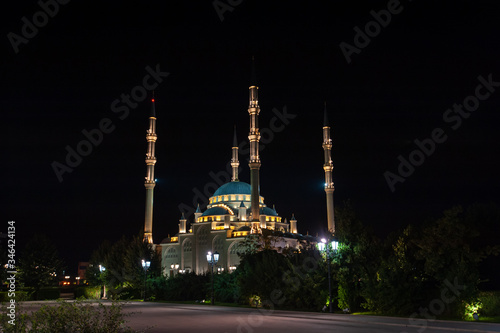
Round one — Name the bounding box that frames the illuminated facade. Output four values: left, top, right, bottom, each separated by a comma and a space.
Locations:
158, 68, 300, 276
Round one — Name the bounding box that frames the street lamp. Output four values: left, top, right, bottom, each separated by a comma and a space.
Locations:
170, 263, 179, 276
318, 238, 339, 313
206, 251, 219, 305
99, 265, 106, 299
141, 259, 151, 301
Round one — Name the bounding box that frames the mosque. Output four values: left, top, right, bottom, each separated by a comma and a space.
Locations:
141, 66, 335, 276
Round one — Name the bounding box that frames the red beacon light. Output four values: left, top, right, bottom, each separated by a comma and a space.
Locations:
152, 99, 155, 102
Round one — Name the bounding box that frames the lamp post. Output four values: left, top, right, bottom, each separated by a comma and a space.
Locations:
318, 238, 339, 313
99, 265, 106, 299
206, 251, 219, 305
170, 263, 179, 276
141, 259, 151, 301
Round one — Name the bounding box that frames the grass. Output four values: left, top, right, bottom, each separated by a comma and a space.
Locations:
351, 311, 500, 323
151, 299, 255, 308
464, 316, 500, 323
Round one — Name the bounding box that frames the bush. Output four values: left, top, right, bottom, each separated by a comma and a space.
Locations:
214, 272, 240, 303
114, 287, 141, 300
74, 286, 102, 299
0, 291, 31, 302
0, 300, 143, 333
479, 291, 500, 317
35, 287, 60, 300
149, 273, 209, 301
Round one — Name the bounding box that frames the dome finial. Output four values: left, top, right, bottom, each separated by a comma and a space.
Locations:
250, 56, 257, 86
323, 102, 329, 127
233, 125, 238, 147
150, 91, 156, 118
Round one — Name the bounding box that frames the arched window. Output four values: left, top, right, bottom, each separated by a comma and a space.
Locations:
165, 247, 178, 259
183, 239, 192, 253
197, 226, 209, 247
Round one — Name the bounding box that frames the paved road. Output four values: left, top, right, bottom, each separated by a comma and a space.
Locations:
17, 301, 500, 333
119, 302, 500, 333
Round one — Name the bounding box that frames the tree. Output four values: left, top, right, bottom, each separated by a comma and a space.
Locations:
284, 248, 329, 311
0, 246, 7, 286
414, 206, 482, 316
86, 240, 112, 287
87, 234, 161, 299
463, 203, 500, 290
373, 225, 430, 315
123, 234, 161, 298
237, 229, 292, 256
334, 201, 381, 312
214, 271, 240, 303
236, 249, 291, 304
18, 234, 64, 298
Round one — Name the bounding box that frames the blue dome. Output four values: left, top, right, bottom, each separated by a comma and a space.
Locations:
260, 207, 278, 216
213, 181, 251, 197
201, 207, 232, 216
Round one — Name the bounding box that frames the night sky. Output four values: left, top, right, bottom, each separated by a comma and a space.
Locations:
2, 0, 500, 273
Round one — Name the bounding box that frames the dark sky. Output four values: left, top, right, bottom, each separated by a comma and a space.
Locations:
2, 0, 500, 273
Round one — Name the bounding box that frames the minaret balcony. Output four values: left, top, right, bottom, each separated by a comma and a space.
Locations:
145, 157, 157, 165
144, 181, 156, 189
323, 165, 333, 172
248, 134, 260, 141
146, 134, 157, 141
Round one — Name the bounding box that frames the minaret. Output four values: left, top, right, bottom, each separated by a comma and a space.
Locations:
290, 214, 297, 234
194, 204, 202, 222
231, 126, 239, 182
179, 213, 187, 234
248, 58, 261, 230
322, 103, 335, 234
144, 95, 157, 243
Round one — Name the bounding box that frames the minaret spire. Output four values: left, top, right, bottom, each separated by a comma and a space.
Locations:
231, 126, 240, 182
322, 102, 335, 234
144, 93, 157, 243
248, 57, 261, 230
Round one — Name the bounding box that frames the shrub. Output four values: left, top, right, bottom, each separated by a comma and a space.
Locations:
214, 272, 240, 303
0, 300, 144, 332
74, 286, 102, 299
0, 291, 31, 302
149, 273, 209, 301
479, 291, 500, 317
35, 287, 60, 300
